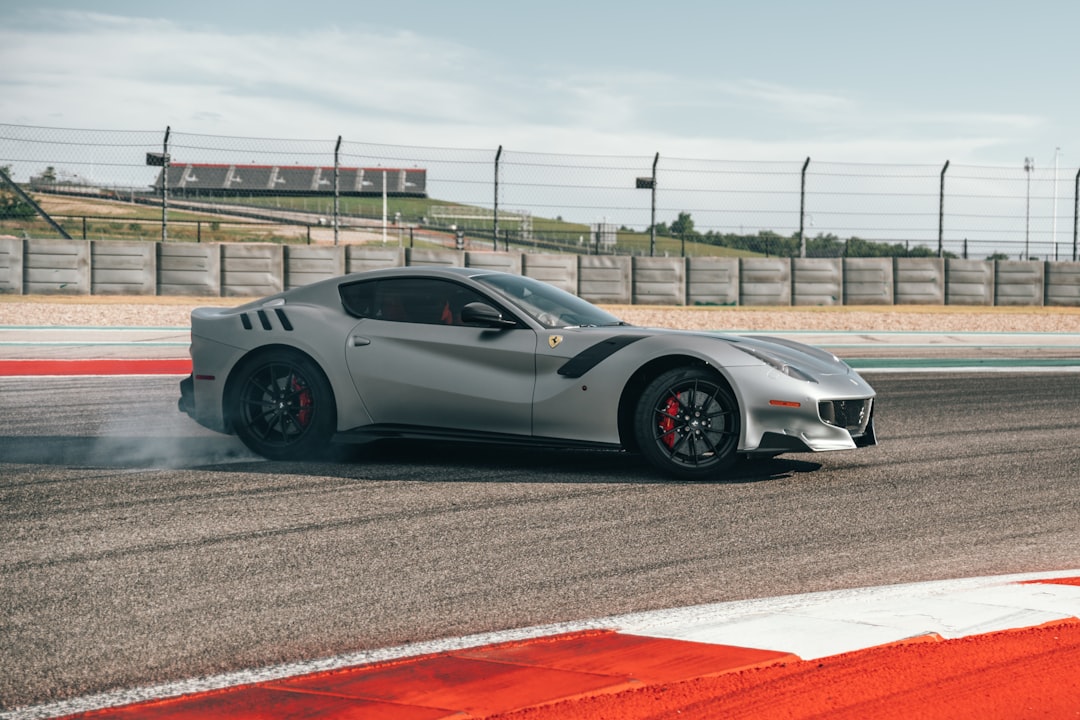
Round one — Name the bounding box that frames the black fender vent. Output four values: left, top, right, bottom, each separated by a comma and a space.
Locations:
558, 335, 647, 378
240, 309, 294, 332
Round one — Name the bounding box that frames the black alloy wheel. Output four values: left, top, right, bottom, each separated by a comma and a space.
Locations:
634, 366, 740, 480
230, 349, 336, 460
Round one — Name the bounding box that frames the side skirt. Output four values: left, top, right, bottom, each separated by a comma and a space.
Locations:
333, 424, 624, 452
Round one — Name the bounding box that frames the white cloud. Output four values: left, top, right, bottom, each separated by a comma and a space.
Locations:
0, 8, 1062, 167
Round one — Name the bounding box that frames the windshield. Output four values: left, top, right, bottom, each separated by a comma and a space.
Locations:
475, 273, 626, 329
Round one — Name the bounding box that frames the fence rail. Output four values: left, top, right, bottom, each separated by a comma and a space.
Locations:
2, 123, 1079, 261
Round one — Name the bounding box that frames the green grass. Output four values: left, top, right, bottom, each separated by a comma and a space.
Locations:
4, 191, 765, 256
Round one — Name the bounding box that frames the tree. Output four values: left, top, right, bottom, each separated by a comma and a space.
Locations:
0, 164, 35, 220
670, 211, 696, 237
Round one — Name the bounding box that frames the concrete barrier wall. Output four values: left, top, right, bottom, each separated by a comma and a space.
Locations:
843, 258, 893, 305
792, 258, 842, 306
946, 259, 994, 305
632, 257, 685, 305
522, 253, 577, 294
221, 244, 284, 297
995, 260, 1044, 306
740, 257, 790, 306
405, 248, 463, 268
686, 257, 738, 306
0, 237, 24, 294
347, 246, 405, 274
4, 239, 1080, 307
1045, 262, 1080, 307
158, 243, 220, 296
894, 257, 944, 305
466, 251, 523, 275
578, 255, 631, 304
285, 245, 345, 290
91, 241, 156, 295
24, 239, 90, 295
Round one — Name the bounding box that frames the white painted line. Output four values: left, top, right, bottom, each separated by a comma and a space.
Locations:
859, 366, 1080, 373
616, 570, 1080, 660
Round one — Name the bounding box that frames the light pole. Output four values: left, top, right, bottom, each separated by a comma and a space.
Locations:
1024, 157, 1034, 260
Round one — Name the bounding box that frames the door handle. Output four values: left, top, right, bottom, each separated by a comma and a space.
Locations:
350, 336, 371, 347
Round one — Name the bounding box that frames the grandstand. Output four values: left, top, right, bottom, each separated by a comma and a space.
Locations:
153, 164, 427, 198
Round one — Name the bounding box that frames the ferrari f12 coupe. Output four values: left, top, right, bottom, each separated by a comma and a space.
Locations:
179, 266, 876, 479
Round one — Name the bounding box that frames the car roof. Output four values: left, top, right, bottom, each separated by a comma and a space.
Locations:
338, 265, 499, 283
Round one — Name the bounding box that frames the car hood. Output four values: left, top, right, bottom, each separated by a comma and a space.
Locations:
718, 332, 854, 377
555, 324, 854, 379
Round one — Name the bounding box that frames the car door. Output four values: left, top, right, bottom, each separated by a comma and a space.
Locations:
341, 277, 537, 436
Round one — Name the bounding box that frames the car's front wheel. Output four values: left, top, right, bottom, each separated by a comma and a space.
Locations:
229, 349, 336, 460
634, 366, 740, 480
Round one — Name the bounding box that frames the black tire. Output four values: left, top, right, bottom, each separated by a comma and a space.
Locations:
633, 366, 740, 480
229, 349, 336, 460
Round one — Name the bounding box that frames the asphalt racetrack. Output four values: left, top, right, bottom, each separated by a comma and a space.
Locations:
2, 370, 1079, 711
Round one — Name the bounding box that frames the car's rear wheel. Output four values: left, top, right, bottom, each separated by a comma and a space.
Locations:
634, 366, 740, 480
229, 349, 336, 460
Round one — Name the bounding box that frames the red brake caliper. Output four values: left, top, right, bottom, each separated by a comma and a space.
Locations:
659, 394, 680, 448
292, 376, 312, 427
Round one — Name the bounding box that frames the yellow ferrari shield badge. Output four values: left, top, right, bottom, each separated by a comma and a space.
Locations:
548, 335, 563, 349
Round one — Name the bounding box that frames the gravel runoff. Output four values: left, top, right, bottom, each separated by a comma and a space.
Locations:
2, 296, 1080, 333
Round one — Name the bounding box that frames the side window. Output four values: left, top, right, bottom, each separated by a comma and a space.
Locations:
340, 278, 501, 326
339, 280, 377, 319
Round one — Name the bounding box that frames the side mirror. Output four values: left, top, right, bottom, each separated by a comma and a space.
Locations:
461, 302, 517, 329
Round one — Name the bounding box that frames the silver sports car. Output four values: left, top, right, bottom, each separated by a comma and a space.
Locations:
178, 266, 876, 479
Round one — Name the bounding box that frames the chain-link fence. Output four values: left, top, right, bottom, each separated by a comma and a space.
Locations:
2, 123, 1078, 260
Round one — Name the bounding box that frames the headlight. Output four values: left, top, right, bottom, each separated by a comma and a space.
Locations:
734, 345, 817, 383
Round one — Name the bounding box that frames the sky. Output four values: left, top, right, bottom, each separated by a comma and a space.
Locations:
1, 0, 1077, 168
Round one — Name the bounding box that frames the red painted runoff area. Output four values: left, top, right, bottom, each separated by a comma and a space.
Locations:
0, 358, 191, 376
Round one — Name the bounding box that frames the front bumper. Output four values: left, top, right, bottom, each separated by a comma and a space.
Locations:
748, 405, 876, 456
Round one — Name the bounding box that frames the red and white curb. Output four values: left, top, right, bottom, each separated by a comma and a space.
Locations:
5, 570, 1078, 719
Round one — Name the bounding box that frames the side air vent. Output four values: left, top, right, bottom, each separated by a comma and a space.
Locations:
274, 308, 294, 331
239, 309, 294, 331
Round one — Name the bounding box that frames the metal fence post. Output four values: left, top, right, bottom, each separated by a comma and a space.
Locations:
1024, 157, 1034, 260
650, 153, 658, 256
1074, 167, 1079, 262
939, 160, 949, 257
161, 126, 170, 243
494, 145, 502, 251
333, 135, 341, 246
799, 156, 810, 257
